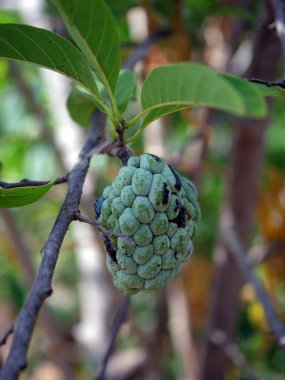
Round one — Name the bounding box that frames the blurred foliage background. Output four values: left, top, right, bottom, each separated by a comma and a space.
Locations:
0, 0, 285, 379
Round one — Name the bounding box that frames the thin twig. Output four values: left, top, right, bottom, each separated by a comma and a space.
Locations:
73, 211, 131, 241
210, 329, 265, 380
96, 295, 130, 380
123, 27, 171, 70
248, 77, 285, 88
0, 175, 68, 189
223, 228, 285, 350
0, 326, 14, 347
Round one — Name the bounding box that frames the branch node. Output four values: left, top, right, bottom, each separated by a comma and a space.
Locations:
44, 287, 53, 297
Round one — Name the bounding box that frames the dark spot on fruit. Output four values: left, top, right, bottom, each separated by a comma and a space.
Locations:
168, 164, 181, 191
174, 252, 178, 260
162, 182, 170, 205
172, 209, 186, 228
174, 199, 181, 212
104, 237, 117, 263
150, 154, 161, 162
94, 196, 105, 219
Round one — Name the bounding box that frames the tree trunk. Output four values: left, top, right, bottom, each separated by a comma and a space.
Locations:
202, 3, 281, 379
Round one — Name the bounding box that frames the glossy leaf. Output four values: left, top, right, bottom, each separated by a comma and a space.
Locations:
53, 0, 121, 93
0, 178, 56, 208
0, 24, 100, 99
140, 63, 265, 128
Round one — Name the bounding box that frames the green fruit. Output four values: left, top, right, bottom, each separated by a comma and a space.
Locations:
96, 153, 200, 295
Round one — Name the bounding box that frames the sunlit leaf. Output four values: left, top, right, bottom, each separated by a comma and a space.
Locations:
0, 178, 56, 208
53, 0, 120, 93
140, 63, 255, 128
141, 63, 264, 127
0, 24, 100, 99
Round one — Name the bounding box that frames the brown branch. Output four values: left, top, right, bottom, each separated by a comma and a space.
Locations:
210, 329, 265, 380
0, 175, 68, 189
96, 295, 130, 380
0, 111, 107, 380
73, 211, 132, 241
224, 228, 285, 350
248, 77, 285, 88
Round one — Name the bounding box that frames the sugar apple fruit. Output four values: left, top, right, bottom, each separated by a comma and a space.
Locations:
95, 153, 200, 295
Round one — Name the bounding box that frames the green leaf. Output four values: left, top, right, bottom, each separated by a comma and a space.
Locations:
221, 73, 267, 118
0, 24, 100, 99
248, 82, 285, 97
66, 86, 96, 127
0, 178, 56, 208
105, 69, 136, 113
140, 63, 265, 128
66, 68, 136, 127
53, 0, 121, 94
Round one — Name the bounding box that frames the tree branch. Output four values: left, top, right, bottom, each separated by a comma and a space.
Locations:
223, 228, 285, 350
123, 27, 171, 70
0, 25, 174, 380
96, 295, 130, 380
0, 175, 68, 189
210, 329, 265, 380
0, 111, 107, 380
73, 211, 131, 241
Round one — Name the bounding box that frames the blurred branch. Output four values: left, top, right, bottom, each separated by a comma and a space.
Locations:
0, 111, 107, 380
248, 0, 285, 86
123, 27, 171, 69
96, 295, 130, 380
271, 0, 285, 74
0, 175, 68, 189
8, 62, 66, 172
0, 208, 78, 379
210, 329, 265, 380
224, 228, 285, 350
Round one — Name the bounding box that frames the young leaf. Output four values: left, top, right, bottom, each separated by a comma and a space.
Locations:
115, 69, 137, 113
0, 24, 100, 99
221, 73, 266, 118
100, 69, 137, 113
0, 178, 56, 208
67, 87, 96, 127
140, 63, 265, 128
53, 0, 121, 94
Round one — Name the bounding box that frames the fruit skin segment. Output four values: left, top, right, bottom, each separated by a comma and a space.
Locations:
96, 153, 201, 295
